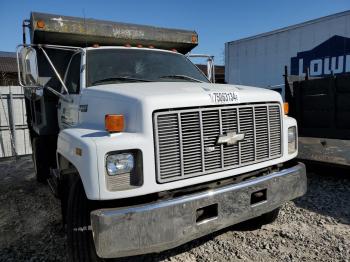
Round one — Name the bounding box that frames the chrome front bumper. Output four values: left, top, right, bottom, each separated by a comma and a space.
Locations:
91, 163, 307, 258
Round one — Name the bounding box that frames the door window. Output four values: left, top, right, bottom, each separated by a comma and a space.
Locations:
65, 54, 81, 94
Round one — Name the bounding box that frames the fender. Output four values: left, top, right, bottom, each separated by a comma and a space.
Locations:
57, 128, 100, 200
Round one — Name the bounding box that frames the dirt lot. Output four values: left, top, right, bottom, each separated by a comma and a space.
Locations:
0, 156, 349, 262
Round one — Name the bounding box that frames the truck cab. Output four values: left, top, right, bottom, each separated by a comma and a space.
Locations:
17, 12, 307, 261
58, 46, 210, 129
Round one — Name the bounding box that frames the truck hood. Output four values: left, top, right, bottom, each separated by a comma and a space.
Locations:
83, 82, 282, 106
79, 82, 283, 132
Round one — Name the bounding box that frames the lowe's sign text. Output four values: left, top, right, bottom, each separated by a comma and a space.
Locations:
291, 35, 350, 77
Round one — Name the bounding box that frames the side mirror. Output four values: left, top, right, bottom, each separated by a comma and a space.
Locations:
17, 46, 40, 87
16, 45, 74, 103
187, 54, 216, 83
206, 58, 215, 83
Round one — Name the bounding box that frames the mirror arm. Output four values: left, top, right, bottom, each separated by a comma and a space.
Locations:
22, 20, 30, 45
16, 45, 26, 87
38, 46, 70, 95
45, 86, 72, 103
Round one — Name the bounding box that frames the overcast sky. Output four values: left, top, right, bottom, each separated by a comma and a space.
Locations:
1, 0, 349, 65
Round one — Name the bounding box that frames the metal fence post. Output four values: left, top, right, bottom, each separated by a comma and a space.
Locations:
8, 87, 17, 157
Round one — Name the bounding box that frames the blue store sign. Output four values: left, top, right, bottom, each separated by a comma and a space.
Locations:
291, 35, 350, 77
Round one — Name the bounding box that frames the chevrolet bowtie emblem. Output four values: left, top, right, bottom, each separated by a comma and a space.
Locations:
217, 132, 245, 145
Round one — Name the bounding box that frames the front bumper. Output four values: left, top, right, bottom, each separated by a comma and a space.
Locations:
91, 162, 307, 258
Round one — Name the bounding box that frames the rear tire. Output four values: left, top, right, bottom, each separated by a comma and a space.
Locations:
66, 178, 101, 262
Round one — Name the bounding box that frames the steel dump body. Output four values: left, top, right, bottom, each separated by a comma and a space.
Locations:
30, 12, 198, 53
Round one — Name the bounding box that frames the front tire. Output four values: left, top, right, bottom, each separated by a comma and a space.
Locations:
66, 178, 101, 262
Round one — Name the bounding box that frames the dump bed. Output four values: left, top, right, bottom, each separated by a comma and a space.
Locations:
29, 12, 198, 54
289, 74, 350, 140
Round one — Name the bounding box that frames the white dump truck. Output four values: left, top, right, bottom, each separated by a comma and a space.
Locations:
17, 12, 306, 261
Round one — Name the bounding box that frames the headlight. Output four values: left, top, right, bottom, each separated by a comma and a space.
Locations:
105, 150, 143, 191
106, 153, 134, 176
288, 126, 297, 154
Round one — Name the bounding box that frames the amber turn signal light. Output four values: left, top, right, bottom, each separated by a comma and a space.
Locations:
283, 102, 289, 115
105, 114, 124, 132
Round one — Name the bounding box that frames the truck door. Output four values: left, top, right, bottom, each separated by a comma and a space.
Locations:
58, 52, 82, 130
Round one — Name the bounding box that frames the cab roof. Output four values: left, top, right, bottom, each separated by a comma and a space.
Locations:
84, 46, 184, 55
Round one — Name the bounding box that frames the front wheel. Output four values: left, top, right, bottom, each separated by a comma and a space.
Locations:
66, 178, 101, 262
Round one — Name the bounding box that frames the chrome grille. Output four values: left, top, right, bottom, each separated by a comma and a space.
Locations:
154, 103, 282, 183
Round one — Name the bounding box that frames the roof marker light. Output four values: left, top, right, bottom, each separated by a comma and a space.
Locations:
37, 20, 45, 29
191, 34, 198, 43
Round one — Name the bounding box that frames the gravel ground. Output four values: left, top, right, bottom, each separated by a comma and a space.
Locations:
0, 156, 349, 262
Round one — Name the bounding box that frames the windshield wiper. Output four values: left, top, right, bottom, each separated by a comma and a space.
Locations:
158, 74, 204, 83
92, 76, 152, 85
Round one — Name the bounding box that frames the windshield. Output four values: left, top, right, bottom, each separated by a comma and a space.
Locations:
86, 48, 209, 86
